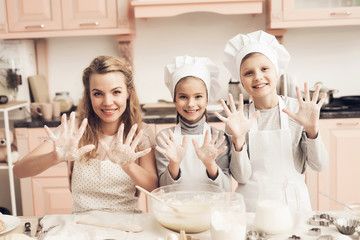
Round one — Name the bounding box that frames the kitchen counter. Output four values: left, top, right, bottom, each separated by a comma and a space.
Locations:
1, 211, 359, 239
13, 110, 360, 128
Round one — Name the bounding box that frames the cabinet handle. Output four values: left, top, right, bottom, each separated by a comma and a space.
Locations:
330, 11, 351, 16
25, 24, 45, 29
79, 22, 99, 27
336, 122, 359, 126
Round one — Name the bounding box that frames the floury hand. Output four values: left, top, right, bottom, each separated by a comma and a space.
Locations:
45, 112, 95, 162
100, 123, 151, 167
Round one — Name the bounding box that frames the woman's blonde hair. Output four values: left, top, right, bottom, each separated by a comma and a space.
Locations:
77, 56, 142, 160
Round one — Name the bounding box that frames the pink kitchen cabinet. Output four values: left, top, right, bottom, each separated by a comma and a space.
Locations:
61, 0, 117, 30
306, 118, 360, 211
5, 0, 63, 32
268, 0, 360, 29
1, 0, 134, 39
15, 127, 73, 216
131, 0, 264, 19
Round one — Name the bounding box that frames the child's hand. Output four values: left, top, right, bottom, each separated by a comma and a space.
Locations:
282, 82, 326, 139
192, 130, 227, 174
155, 129, 187, 178
215, 93, 259, 151
100, 123, 151, 167
45, 112, 95, 162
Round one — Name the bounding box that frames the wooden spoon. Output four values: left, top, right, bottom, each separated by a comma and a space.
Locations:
135, 185, 180, 212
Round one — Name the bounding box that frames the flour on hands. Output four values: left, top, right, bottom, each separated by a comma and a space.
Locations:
100, 123, 151, 167
45, 112, 95, 162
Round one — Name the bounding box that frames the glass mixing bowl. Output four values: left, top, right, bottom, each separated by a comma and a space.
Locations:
150, 183, 224, 233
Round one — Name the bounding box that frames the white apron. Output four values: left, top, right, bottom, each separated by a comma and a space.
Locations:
71, 135, 140, 214
237, 96, 311, 212
173, 122, 211, 184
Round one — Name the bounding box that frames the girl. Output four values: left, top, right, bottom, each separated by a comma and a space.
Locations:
13, 56, 158, 213
155, 55, 232, 191
216, 30, 329, 212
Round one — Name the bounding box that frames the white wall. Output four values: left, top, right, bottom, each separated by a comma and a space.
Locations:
47, 13, 360, 105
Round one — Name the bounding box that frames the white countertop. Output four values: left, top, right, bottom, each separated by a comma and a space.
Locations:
1, 211, 359, 240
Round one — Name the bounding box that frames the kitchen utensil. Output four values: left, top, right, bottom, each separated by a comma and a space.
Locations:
309, 227, 321, 236
150, 183, 224, 233
76, 220, 143, 233
307, 82, 338, 105
308, 217, 330, 227
319, 192, 360, 216
254, 175, 300, 235
339, 95, 360, 106
210, 192, 246, 240
333, 218, 359, 235
356, 226, 360, 237
24, 222, 31, 236
28, 75, 50, 103
0, 95, 8, 104
135, 185, 180, 212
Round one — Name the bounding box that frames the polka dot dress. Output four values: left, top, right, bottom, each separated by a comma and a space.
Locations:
71, 135, 140, 214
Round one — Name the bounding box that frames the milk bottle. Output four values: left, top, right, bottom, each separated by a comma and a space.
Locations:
253, 175, 300, 235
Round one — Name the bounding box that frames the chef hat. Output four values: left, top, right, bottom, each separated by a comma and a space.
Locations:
164, 55, 221, 102
223, 30, 291, 82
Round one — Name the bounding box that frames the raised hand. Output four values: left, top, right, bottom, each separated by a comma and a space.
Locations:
155, 129, 187, 167
45, 112, 95, 162
192, 130, 227, 167
100, 123, 151, 167
215, 93, 259, 151
282, 82, 325, 139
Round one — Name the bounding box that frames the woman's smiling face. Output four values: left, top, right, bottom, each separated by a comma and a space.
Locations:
174, 77, 208, 125
90, 72, 129, 128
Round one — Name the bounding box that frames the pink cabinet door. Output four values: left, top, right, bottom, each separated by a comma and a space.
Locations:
318, 118, 360, 211
269, 0, 360, 28
32, 163, 73, 216
61, 0, 117, 29
16, 127, 73, 216
6, 0, 62, 32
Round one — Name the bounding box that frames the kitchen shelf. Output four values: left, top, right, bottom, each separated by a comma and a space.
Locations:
0, 100, 28, 216
131, 0, 264, 18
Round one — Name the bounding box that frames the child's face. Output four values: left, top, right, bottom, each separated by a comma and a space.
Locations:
89, 72, 129, 128
174, 77, 208, 125
240, 53, 278, 100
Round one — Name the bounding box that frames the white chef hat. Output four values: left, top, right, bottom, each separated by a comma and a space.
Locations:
223, 30, 291, 82
164, 55, 221, 102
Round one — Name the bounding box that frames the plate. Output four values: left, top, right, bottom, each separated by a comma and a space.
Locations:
0, 215, 20, 235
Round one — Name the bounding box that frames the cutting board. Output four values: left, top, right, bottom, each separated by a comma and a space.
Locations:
28, 75, 50, 103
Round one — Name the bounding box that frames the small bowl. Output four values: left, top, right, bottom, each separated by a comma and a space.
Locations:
333, 218, 360, 235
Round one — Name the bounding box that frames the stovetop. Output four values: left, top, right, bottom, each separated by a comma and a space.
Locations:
321, 96, 360, 112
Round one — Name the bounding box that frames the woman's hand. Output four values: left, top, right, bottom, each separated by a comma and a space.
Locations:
192, 130, 227, 178
282, 82, 326, 139
45, 112, 95, 162
215, 93, 259, 151
155, 129, 187, 179
100, 123, 151, 168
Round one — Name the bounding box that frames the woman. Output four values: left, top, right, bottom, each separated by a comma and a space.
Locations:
14, 56, 158, 213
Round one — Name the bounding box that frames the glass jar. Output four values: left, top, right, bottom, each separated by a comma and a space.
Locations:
53, 92, 73, 113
